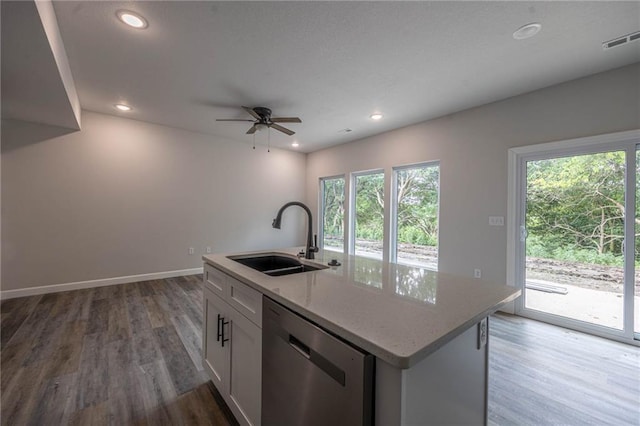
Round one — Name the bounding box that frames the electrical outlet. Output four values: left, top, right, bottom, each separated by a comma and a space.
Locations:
188, 247, 194, 255
474, 269, 481, 279
206, 247, 211, 254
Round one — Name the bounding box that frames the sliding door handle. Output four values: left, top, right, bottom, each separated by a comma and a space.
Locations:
520, 225, 528, 242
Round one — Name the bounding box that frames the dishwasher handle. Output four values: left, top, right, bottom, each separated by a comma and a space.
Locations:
286, 332, 346, 386
289, 334, 311, 358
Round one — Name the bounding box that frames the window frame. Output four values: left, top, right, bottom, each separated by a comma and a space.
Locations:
390, 161, 440, 269
349, 169, 385, 258
318, 175, 346, 253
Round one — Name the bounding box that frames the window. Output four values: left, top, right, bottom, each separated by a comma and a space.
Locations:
352, 171, 385, 259
320, 176, 345, 252
391, 163, 440, 269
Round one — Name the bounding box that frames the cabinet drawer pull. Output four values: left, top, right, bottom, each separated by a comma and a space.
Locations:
217, 314, 223, 342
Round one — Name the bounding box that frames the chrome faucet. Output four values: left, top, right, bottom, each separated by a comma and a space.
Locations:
272, 201, 319, 259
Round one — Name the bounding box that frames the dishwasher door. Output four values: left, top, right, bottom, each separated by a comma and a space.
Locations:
262, 297, 374, 426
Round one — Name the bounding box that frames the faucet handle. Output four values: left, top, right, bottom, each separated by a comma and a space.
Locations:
311, 234, 319, 252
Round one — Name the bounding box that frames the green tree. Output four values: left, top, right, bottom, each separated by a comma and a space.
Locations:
526, 151, 627, 263
396, 166, 439, 246
322, 178, 345, 247
355, 173, 384, 241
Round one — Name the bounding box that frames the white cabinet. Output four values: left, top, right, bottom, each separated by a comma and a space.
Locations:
227, 306, 262, 424
203, 287, 229, 393
203, 265, 262, 426
204, 263, 226, 298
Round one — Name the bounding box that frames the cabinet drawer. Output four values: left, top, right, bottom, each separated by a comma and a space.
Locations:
227, 276, 262, 328
204, 263, 227, 297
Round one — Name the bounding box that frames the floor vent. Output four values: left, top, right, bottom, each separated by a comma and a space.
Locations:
603, 30, 640, 50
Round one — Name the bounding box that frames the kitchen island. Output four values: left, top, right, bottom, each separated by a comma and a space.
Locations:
202, 248, 520, 426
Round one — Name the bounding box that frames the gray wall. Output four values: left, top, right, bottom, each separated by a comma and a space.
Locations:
2, 111, 307, 291
3, 64, 638, 294
305, 63, 640, 291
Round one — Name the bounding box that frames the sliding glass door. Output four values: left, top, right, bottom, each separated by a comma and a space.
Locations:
514, 135, 639, 342
524, 151, 626, 329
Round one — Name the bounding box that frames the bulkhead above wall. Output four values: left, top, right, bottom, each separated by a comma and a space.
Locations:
1, 0, 81, 131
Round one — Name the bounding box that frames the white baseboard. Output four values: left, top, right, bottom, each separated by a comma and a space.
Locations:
0, 267, 204, 300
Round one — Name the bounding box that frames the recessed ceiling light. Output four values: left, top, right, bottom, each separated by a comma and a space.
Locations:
370, 113, 383, 120
513, 23, 542, 40
291, 142, 300, 148
116, 10, 148, 29
114, 104, 132, 112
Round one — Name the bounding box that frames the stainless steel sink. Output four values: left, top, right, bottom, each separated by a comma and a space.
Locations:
228, 253, 328, 276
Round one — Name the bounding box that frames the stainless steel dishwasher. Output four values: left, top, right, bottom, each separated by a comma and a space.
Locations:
262, 297, 374, 426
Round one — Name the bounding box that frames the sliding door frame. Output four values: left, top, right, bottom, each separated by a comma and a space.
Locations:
507, 129, 640, 345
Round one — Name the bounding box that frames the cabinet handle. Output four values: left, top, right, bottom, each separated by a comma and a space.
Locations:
221, 318, 230, 347
216, 314, 223, 342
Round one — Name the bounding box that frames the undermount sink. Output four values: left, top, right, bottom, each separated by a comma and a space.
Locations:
228, 253, 328, 276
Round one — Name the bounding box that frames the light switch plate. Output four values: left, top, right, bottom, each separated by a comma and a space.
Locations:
489, 216, 504, 226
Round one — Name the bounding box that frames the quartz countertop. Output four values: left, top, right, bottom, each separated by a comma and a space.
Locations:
203, 248, 520, 369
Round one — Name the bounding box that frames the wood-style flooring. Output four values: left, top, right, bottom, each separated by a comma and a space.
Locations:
2, 275, 638, 425
489, 313, 640, 426
1, 275, 236, 425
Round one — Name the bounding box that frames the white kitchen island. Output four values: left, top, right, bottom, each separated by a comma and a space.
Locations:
202, 249, 520, 426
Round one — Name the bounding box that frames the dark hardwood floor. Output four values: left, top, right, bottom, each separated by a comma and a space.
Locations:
1, 275, 236, 425
2, 275, 638, 425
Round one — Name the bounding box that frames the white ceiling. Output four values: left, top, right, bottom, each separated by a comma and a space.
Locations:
25, 2, 640, 152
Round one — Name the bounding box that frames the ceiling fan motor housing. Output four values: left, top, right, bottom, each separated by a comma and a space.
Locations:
253, 107, 272, 121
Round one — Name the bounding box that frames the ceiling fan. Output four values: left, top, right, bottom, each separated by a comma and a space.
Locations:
216, 106, 302, 136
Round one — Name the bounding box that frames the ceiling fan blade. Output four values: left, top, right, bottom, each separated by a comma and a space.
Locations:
242, 106, 261, 120
270, 123, 295, 136
270, 117, 302, 123
246, 124, 258, 135
216, 119, 255, 122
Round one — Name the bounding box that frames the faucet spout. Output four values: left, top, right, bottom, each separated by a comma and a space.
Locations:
272, 201, 318, 259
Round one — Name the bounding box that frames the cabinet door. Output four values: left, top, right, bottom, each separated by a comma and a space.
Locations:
228, 307, 262, 426
203, 287, 229, 394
